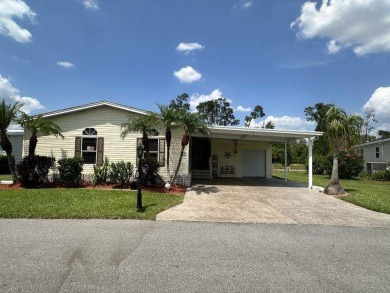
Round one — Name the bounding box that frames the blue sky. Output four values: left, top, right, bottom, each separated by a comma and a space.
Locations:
1, 0, 390, 132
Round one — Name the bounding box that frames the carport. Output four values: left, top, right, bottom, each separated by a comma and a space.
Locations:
191, 126, 323, 189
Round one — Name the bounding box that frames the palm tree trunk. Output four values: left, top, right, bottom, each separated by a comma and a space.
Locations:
170, 145, 185, 185
324, 146, 345, 195
29, 135, 38, 157
6, 152, 17, 182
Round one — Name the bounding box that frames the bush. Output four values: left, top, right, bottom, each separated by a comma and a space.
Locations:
140, 156, 161, 186
325, 147, 364, 179
371, 170, 390, 181
92, 157, 110, 185
357, 171, 372, 180
0, 155, 12, 174
16, 156, 55, 188
311, 155, 327, 175
57, 158, 84, 184
109, 161, 134, 186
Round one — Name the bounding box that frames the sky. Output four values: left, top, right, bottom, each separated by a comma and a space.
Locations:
1, 0, 390, 132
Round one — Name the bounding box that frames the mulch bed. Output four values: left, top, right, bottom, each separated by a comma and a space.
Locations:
0, 182, 186, 194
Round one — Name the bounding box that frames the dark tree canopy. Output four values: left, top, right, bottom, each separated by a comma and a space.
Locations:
378, 130, 390, 139
244, 105, 265, 127
169, 93, 190, 111
196, 98, 240, 126
304, 103, 332, 131
304, 102, 332, 155
264, 121, 275, 129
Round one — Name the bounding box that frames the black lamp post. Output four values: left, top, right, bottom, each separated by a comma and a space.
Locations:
136, 143, 144, 210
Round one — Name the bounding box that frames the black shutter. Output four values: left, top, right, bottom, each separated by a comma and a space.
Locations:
159, 139, 165, 166
97, 137, 104, 166
75, 137, 81, 158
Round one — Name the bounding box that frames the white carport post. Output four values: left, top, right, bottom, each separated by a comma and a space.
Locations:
284, 140, 288, 182
308, 137, 313, 189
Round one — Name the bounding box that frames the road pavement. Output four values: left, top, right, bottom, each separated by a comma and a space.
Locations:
0, 219, 389, 292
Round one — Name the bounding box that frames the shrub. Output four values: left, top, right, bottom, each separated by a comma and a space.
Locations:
325, 147, 364, 179
57, 158, 84, 184
0, 155, 12, 174
16, 156, 55, 188
109, 161, 134, 186
311, 155, 327, 175
371, 170, 390, 181
140, 156, 160, 186
92, 157, 110, 185
357, 171, 372, 180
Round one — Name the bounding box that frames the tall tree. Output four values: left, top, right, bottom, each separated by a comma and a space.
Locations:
169, 93, 190, 112
362, 107, 377, 142
244, 105, 265, 127
121, 114, 161, 156
377, 130, 390, 140
156, 104, 178, 178
323, 106, 363, 195
304, 103, 333, 155
0, 99, 23, 181
18, 113, 64, 157
170, 109, 209, 185
196, 98, 240, 126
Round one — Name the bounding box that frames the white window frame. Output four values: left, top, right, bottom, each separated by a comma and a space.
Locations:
82, 128, 98, 164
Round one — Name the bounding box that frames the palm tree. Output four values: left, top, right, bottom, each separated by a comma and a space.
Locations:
324, 105, 363, 195
155, 104, 178, 179
170, 110, 210, 185
18, 113, 64, 157
0, 99, 23, 181
120, 114, 161, 155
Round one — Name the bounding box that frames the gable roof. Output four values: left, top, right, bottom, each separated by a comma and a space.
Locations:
39, 101, 151, 118
354, 138, 390, 148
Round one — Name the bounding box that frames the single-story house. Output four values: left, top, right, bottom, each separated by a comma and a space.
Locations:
23, 101, 322, 187
354, 138, 390, 172
0, 129, 24, 164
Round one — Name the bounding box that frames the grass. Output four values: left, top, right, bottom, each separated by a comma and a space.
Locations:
0, 174, 12, 181
273, 170, 390, 214
0, 188, 183, 219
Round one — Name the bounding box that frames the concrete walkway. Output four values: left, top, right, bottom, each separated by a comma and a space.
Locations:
157, 178, 390, 227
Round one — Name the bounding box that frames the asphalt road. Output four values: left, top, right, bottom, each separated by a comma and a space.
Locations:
0, 219, 389, 293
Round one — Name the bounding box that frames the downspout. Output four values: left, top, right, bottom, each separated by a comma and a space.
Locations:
308, 137, 313, 189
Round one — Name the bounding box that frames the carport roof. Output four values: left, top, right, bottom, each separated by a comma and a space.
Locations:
194, 125, 322, 142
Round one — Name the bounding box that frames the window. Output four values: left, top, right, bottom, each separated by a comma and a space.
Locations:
75, 128, 104, 165
137, 137, 165, 166
376, 146, 380, 158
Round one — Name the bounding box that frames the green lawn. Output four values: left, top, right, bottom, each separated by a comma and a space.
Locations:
0, 189, 183, 219
273, 170, 390, 214
0, 174, 12, 181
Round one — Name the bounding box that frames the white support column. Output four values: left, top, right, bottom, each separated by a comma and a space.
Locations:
284, 140, 288, 182
308, 137, 313, 189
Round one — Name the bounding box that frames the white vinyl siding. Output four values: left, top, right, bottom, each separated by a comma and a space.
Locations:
22, 105, 189, 179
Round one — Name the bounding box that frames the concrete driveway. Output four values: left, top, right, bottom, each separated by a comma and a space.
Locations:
157, 178, 390, 227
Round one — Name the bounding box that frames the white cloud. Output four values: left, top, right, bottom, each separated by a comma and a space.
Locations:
176, 42, 204, 54
82, 0, 99, 10
250, 115, 316, 131
0, 74, 44, 114
0, 0, 36, 43
235, 105, 251, 112
363, 87, 390, 131
189, 89, 232, 112
291, 0, 390, 56
173, 66, 202, 83
234, 1, 253, 9
56, 61, 75, 69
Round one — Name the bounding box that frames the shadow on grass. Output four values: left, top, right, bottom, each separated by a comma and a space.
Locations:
344, 189, 358, 193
